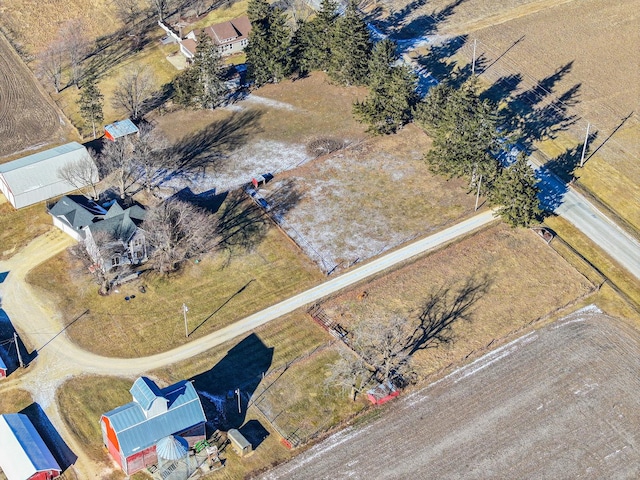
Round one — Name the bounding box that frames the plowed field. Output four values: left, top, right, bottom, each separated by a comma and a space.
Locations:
263, 307, 640, 479
0, 33, 66, 160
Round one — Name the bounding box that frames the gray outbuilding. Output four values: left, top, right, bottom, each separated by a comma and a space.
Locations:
0, 142, 97, 209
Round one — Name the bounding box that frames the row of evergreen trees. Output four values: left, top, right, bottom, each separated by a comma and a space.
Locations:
174, 0, 541, 227
415, 80, 541, 227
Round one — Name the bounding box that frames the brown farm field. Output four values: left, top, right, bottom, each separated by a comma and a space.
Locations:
262, 309, 640, 479
387, 0, 640, 229
0, 33, 74, 160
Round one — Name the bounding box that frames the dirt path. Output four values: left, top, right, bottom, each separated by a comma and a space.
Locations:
0, 210, 497, 477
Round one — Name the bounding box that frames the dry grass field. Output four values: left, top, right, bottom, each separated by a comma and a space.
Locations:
322, 223, 595, 376
0, 33, 73, 159
260, 124, 477, 271
0, 202, 52, 260
263, 308, 640, 479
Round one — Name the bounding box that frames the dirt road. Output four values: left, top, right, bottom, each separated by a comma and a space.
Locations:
262, 307, 640, 479
0, 210, 497, 477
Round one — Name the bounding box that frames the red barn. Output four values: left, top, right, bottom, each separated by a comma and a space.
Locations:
0, 414, 61, 480
100, 377, 206, 475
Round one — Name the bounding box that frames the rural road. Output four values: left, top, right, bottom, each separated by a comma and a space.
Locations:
0, 209, 496, 477
0, 209, 498, 378
536, 165, 640, 280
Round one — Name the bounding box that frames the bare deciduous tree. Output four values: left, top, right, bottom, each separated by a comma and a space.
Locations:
69, 230, 130, 295
61, 19, 90, 87
37, 40, 66, 93
144, 199, 218, 273
325, 347, 373, 401
112, 67, 155, 120
100, 137, 139, 199
148, 0, 168, 21
133, 123, 170, 193
57, 150, 102, 200
114, 0, 143, 31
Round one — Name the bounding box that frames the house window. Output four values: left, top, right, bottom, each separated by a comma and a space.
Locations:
112, 256, 120, 267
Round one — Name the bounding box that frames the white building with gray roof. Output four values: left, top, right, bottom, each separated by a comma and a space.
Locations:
0, 142, 97, 209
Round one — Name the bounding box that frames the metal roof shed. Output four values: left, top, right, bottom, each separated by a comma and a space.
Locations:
104, 119, 139, 141
0, 413, 62, 480
0, 142, 95, 209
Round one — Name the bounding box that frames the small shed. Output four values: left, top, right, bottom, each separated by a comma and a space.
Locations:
0, 356, 6, 379
0, 413, 62, 480
227, 429, 252, 456
0, 142, 95, 209
104, 119, 139, 141
367, 381, 400, 405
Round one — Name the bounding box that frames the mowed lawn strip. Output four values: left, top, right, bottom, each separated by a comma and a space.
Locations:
26, 206, 323, 358
322, 224, 596, 376
545, 215, 640, 309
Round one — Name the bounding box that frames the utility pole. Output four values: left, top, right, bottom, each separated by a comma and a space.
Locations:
475, 174, 483, 211
579, 122, 591, 168
472, 39, 477, 76
235, 388, 241, 414
14, 332, 23, 369
183, 303, 189, 338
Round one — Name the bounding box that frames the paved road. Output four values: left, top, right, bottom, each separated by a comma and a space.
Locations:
536, 164, 640, 280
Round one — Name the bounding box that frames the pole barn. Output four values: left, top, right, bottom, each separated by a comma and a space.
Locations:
0, 142, 97, 209
0, 414, 62, 480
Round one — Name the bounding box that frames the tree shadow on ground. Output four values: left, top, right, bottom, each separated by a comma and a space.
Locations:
499, 62, 581, 149
84, 20, 156, 80
172, 187, 228, 214
162, 109, 263, 183
19, 403, 77, 471
266, 179, 303, 220
413, 35, 483, 88
191, 333, 273, 430
404, 275, 491, 356
381, 0, 467, 40
215, 190, 270, 256
0, 308, 37, 374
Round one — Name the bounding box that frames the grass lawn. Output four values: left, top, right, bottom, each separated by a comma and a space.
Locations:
0, 201, 52, 260
0, 388, 33, 414
55, 314, 352, 479
26, 195, 323, 358
544, 215, 640, 309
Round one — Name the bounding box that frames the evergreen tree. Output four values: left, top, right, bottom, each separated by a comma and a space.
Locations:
329, 0, 372, 85
193, 32, 226, 109
246, 0, 292, 86
353, 39, 417, 134
77, 76, 104, 139
491, 153, 542, 227
422, 79, 501, 190
173, 67, 199, 108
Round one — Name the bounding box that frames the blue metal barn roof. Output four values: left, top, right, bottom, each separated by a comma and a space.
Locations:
103, 378, 206, 458
104, 119, 139, 139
